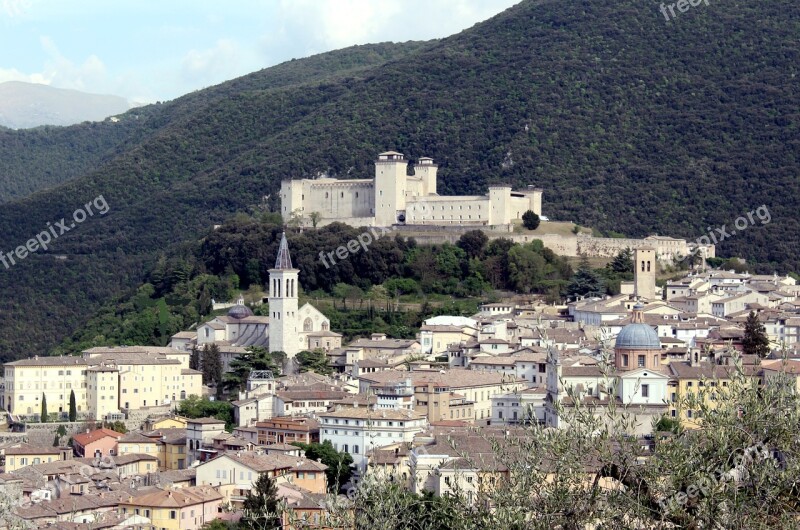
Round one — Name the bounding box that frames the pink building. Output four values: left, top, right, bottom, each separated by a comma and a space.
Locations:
72, 428, 124, 458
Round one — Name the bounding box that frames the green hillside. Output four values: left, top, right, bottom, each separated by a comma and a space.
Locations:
0, 0, 798, 360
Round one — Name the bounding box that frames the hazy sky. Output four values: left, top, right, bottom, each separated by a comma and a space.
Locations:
0, 0, 518, 103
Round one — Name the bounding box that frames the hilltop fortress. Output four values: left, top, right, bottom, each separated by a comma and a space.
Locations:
280, 151, 714, 263
281, 151, 542, 228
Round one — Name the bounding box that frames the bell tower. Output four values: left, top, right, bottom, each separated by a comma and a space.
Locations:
268, 233, 300, 356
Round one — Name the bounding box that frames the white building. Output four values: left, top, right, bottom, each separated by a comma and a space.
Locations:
281, 151, 542, 228
491, 387, 546, 425
319, 407, 427, 471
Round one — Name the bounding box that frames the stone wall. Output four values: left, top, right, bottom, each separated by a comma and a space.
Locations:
392, 226, 712, 263
122, 405, 173, 430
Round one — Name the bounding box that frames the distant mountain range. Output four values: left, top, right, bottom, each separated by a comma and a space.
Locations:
0, 0, 797, 362
0, 81, 130, 129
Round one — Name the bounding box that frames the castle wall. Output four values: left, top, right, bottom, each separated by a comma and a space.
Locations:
394, 227, 708, 263
406, 196, 489, 225
306, 180, 374, 219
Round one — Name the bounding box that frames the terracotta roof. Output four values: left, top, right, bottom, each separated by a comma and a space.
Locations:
121, 485, 222, 508
73, 428, 124, 447
320, 408, 426, 421
210, 452, 326, 474
359, 368, 523, 389
5, 444, 63, 455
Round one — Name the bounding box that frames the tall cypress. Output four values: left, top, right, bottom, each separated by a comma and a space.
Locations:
69, 390, 77, 422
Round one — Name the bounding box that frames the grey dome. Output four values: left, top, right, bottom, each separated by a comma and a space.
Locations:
615, 323, 660, 350
228, 304, 254, 319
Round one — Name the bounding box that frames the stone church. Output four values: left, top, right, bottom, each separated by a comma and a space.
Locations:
195, 233, 341, 358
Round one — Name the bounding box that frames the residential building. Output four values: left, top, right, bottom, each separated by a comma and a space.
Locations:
358, 369, 525, 423
195, 452, 327, 506
3, 445, 68, 472
319, 407, 427, 470
256, 417, 320, 445
186, 417, 226, 465
118, 486, 222, 530
72, 428, 123, 458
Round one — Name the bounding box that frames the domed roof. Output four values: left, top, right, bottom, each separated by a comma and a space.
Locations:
227, 304, 254, 319
615, 323, 661, 350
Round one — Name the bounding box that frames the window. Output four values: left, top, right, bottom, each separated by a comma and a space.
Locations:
638, 355, 645, 367
170, 510, 177, 519
622, 354, 629, 366
641, 384, 649, 398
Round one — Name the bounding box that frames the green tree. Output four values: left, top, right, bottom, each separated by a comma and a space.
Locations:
177, 395, 234, 431
40, 393, 48, 423
241, 472, 281, 530
507, 243, 547, 293
190, 346, 201, 371
296, 349, 333, 375
567, 256, 605, 299
103, 420, 128, 434
456, 230, 489, 259
69, 390, 77, 422
309, 211, 321, 228
223, 346, 284, 393
522, 210, 540, 230
607, 247, 634, 275
742, 310, 771, 358
293, 440, 354, 492
54, 424, 67, 447
202, 343, 223, 388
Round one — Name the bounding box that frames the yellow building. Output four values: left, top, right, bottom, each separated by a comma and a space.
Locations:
2, 356, 89, 418
118, 486, 222, 530
157, 428, 189, 471
117, 431, 161, 457
144, 415, 189, 431
667, 361, 757, 428
117, 428, 189, 471
3, 444, 69, 472
2, 348, 203, 421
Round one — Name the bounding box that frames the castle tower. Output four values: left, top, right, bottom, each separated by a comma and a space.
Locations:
268, 233, 300, 357
374, 151, 408, 226
414, 157, 438, 196
634, 247, 657, 300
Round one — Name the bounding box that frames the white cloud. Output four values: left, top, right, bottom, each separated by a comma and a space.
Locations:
1, 0, 33, 19
181, 38, 242, 83
0, 36, 112, 96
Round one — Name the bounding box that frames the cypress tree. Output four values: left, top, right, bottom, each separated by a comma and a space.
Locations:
69, 390, 77, 422
743, 311, 771, 358
40, 393, 48, 423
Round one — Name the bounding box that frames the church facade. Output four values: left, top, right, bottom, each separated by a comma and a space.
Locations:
267, 233, 341, 357
280, 151, 543, 228
194, 234, 341, 358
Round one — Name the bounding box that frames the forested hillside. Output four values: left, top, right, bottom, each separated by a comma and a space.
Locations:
0, 0, 798, 360
0, 42, 426, 203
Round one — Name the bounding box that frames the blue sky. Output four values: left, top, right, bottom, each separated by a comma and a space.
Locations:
0, 0, 518, 103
